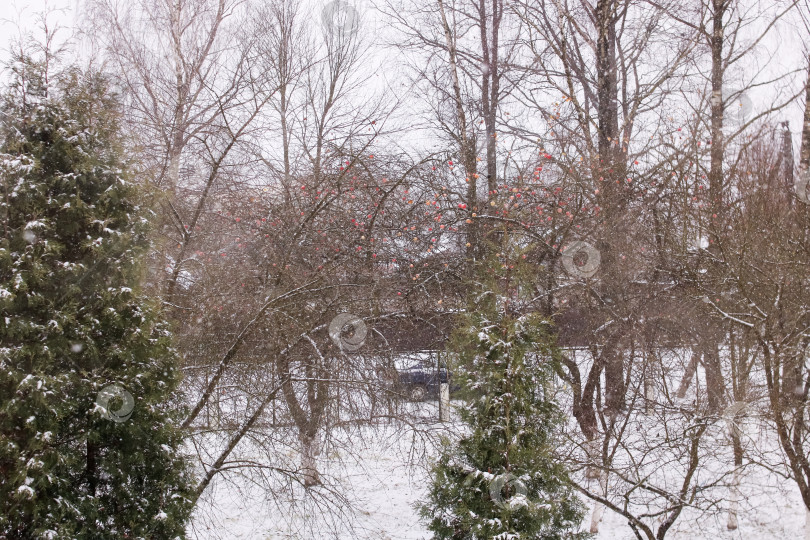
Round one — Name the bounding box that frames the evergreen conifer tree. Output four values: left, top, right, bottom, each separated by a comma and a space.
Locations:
0, 52, 193, 538
420, 246, 589, 539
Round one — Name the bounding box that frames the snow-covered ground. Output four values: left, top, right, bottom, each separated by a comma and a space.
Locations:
186, 400, 448, 540
189, 437, 429, 539
186, 403, 808, 539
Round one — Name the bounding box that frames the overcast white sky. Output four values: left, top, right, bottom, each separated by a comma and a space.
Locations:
2, 0, 77, 29
1, 0, 78, 63
0, 0, 807, 146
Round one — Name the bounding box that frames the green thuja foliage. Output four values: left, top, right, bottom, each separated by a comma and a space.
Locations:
0, 54, 193, 538
420, 250, 589, 539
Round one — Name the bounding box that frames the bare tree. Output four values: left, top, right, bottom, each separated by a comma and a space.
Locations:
703, 130, 810, 538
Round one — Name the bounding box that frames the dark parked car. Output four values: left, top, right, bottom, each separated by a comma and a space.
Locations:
377, 353, 457, 401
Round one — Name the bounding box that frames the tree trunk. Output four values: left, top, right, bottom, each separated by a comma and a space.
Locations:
708, 0, 726, 215
589, 469, 608, 533
727, 424, 743, 530
300, 434, 321, 487
701, 0, 730, 416
603, 334, 626, 415
437, 0, 480, 269
480, 0, 501, 197
643, 348, 655, 414
702, 340, 724, 413
783, 341, 806, 410
280, 354, 328, 489
594, 0, 627, 417
800, 57, 810, 173
567, 351, 601, 442
675, 349, 699, 399
782, 121, 794, 191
